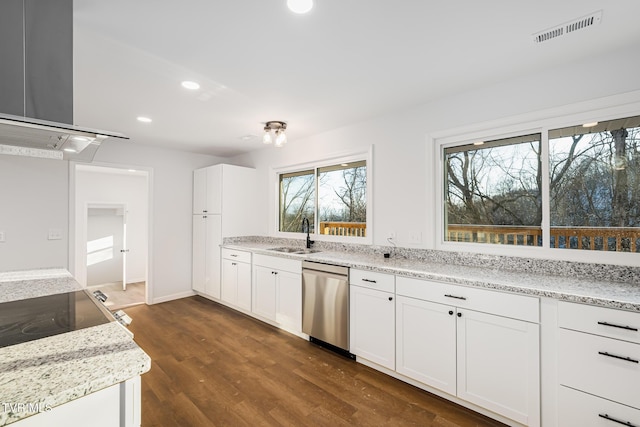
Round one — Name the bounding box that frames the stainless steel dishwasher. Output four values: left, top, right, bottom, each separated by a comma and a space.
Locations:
302, 261, 352, 356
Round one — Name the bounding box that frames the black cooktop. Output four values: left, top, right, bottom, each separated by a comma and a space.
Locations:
0, 290, 112, 348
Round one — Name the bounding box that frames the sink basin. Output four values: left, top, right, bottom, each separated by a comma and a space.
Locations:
268, 247, 321, 255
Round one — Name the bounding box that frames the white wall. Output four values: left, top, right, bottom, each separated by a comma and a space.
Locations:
76, 169, 148, 287
229, 44, 640, 257
86, 140, 223, 302
0, 155, 68, 271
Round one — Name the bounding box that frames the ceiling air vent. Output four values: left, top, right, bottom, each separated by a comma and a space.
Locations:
533, 10, 602, 44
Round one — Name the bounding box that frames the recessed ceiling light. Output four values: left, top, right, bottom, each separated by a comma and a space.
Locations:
137, 116, 152, 123
582, 122, 599, 128
287, 0, 313, 14
128, 169, 137, 173
181, 81, 200, 90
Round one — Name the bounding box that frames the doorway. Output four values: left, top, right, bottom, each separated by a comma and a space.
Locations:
73, 164, 150, 310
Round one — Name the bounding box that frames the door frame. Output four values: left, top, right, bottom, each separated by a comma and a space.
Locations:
86, 202, 128, 289
69, 162, 153, 305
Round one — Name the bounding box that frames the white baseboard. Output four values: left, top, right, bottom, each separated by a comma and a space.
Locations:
151, 290, 196, 304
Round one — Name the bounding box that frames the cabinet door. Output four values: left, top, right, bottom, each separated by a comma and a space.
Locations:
396, 296, 456, 395
206, 165, 222, 214
276, 270, 302, 333
193, 168, 207, 214
221, 259, 238, 305
457, 309, 540, 427
350, 285, 395, 370
204, 215, 222, 299
236, 262, 252, 311
252, 265, 276, 321
192, 215, 206, 293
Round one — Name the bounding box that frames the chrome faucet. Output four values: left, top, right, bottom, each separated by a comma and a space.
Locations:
302, 217, 314, 249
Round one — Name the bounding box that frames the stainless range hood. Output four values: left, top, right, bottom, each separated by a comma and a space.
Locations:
0, 113, 128, 161
0, 0, 128, 162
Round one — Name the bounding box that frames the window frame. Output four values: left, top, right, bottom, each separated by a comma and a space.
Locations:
433, 97, 640, 265
272, 148, 373, 245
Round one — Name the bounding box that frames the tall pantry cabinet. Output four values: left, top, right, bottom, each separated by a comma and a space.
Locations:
192, 164, 258, 299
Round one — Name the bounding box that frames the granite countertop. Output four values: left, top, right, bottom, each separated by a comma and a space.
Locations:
223, 242, 640, 312
0, 270, 151, 426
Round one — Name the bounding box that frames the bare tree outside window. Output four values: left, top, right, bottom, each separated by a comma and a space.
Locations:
549, 117, 640, 251
278, 160, 368, 238
443, 115, 640, 253
279, 171, 315, 232
444, 134, 542, 246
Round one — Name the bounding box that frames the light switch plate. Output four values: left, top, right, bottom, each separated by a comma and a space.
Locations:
0, 231, 5, 243
48, 229, 63, 240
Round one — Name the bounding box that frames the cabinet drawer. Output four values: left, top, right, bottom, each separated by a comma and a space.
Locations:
253, 254, 302, 274
559, 301, 640, 344
396, 276, 539, 323
559, 328, 640, 409
221, 248, 251, 263
350, 269, 395, 293
559, 385, 640, 427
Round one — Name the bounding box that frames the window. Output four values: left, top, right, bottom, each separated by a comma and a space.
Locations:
441, 113, 640, 255
549, 116, 640, 252
444, 134, 542, 246
279, 160, 368, 238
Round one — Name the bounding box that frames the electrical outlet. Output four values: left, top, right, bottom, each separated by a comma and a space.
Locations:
48, 229, 63, 240
387, 232, 397, 240
410, 231, 422, 244
0, 231, 5, 243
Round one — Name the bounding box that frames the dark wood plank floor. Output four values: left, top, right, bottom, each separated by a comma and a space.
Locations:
127, 296, 507, 427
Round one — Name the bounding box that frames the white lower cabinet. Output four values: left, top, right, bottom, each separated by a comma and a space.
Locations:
396, 295, 456, 395
395, 276, 540, 427
252, 265, 277, 321
14, 377, 141, 427
557, 301, 640, 426
558, 385, 640, 427
349, 270, 396, 370
252, 254, 302, 334
221, 250, 252, 311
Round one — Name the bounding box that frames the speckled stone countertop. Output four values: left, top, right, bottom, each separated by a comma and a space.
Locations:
0, 269, 151, 426
223, 237, 640, 313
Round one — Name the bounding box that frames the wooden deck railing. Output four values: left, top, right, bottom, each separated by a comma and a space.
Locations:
319, 221, 366, 237
447, 224, 640, 252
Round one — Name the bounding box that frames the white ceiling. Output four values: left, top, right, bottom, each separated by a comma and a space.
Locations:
72, 1, 640, 157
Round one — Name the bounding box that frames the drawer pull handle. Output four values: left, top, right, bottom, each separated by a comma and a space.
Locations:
230, 254, 238, 257
362, 279, 377, 283
598, 413, 637, 426
598, 351, 639, 364
444, 294, 467, 300
598, 321, 638, 332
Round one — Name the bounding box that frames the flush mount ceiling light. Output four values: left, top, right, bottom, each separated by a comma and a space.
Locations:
137, 116, 152, 123
181, 80, 200, 90
287, 0, 313, 14
262, 121, 287, 147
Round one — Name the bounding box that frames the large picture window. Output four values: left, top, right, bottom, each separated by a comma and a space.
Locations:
279, 160, 367, 238
442, 114, 640, 255
444, 134, 542, 246
549, 117, 640, 252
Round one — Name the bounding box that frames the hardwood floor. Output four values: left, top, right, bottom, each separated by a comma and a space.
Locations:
127, 296, 507, 427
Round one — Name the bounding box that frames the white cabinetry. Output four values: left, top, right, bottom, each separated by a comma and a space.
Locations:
192, 214, 221, 298
221, 248, 252, 311
395, 276, 540, 427
349, 269, 396, 370
557, 301, 640, 426
14, 377, 141, 427
192, 164, 259, 299
252, 254, 302, 334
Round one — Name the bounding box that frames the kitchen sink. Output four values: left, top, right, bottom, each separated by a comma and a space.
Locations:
268, 247, 321, 255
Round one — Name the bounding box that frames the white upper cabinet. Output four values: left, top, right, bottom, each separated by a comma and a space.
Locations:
193, 166, 222, 214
